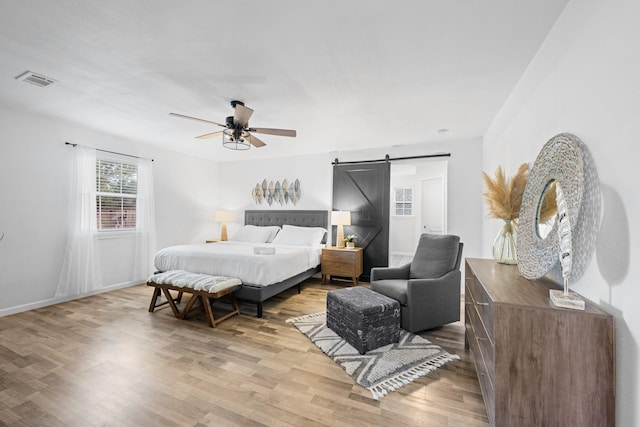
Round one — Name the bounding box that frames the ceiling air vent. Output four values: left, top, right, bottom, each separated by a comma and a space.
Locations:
15, 71, 56, 87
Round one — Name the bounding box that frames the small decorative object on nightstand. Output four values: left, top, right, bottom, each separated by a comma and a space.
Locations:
321, 246, 363, 286
344, 234, 356, 249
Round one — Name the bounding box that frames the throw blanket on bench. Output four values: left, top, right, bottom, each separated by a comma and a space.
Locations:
148, 270, 242, 292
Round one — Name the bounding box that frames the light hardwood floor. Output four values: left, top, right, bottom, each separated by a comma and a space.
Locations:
0, 279, 489, 426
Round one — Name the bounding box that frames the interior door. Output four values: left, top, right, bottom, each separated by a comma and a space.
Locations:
421, 176, 445, 234
332, 162, 390, 282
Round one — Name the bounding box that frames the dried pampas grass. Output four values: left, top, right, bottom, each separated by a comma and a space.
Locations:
482, 163, 529, 220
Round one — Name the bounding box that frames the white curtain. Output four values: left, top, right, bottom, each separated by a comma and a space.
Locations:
133, 157, 156, 281
56, 146, 102, 297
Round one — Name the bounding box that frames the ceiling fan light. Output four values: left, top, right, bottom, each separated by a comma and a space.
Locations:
222, 128, 250, 150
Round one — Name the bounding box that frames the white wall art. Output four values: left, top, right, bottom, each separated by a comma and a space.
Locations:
252, 178, 301, 206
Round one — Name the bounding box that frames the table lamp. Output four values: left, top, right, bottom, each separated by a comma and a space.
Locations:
331, 210, 351, 249
215, 210, 233, 241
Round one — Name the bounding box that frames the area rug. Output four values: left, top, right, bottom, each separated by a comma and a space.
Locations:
287, 312, 460, 399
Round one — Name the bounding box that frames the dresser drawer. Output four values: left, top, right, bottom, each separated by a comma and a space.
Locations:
323, 259, 356, 276
466, 300, 495, 382
323, 249, 357, 264
465, 306, 495, 423
466, 275, 494, 343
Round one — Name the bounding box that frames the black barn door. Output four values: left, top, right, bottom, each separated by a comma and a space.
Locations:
332, 162, 390, 282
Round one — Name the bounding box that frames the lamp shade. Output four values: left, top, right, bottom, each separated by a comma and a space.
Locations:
331, 210, 351, 226
331, 210, 351, 249
215, 210, 233, 223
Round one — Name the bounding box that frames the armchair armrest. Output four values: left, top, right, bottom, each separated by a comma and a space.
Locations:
405, 269, 461, 302
370, 263, 411, 281
401, 269, 462, 331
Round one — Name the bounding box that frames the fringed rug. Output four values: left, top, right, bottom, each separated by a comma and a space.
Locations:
287, 312, 460, 399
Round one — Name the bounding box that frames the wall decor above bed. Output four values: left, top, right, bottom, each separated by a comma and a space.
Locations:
251, 178, 301, 206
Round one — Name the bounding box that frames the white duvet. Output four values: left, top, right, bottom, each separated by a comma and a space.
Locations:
154, 241, 322, 286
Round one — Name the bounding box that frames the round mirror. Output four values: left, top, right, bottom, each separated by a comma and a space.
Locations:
518, 133, 600, 282
536, 180, 558, 239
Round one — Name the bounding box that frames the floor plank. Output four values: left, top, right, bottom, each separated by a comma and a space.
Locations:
0, 279, 488, 426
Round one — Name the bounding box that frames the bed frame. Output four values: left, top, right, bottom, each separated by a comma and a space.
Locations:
234, 210, 328, 317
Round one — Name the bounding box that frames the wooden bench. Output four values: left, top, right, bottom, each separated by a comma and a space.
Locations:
147, 270, 241, 328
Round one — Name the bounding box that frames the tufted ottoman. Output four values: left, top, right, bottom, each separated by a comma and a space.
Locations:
326, 286, 401, 354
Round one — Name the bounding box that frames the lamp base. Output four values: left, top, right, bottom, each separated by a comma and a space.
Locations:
336, 224, 345, 249
220, 224, 228, 241
549, 289, 585, 310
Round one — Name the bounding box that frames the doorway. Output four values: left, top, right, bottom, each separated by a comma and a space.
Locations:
389, 160, 448, 266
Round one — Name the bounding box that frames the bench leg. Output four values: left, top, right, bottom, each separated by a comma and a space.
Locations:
202, 294, 240, 328
162, 288, 182, 317
202, 295, 216, 328
148, 287, 162, 312
178, 293, 201, 319
149, 286, 183, 312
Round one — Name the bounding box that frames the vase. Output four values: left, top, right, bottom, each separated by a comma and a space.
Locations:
346, 241, 355, 249
493, 219, 517, 264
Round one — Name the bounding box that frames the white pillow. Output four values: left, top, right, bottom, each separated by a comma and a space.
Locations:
272, 224, 327, 246
229, 225, 275, 243
264, 226, 281, 243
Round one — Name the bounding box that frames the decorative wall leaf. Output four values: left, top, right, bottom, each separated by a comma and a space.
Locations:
250, 178, 300, 205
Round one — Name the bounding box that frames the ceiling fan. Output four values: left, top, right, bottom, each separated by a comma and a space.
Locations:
170, 100, 296, 150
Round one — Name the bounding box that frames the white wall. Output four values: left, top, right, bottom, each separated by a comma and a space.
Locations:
0, 107, 221, 314
217, 140, 483, 264
484, 0, 640, 423
216, 151, 334, 238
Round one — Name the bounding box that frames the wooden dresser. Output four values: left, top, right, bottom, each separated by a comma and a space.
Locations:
465, 258, 615, 427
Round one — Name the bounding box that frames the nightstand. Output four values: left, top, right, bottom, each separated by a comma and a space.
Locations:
321, 246, 363, 286
205, 239, 220, 243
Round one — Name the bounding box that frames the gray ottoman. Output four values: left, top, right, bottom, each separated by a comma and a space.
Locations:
326, 286, 401, 354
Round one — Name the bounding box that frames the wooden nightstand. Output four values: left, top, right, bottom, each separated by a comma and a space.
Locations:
321, 246, 363, 286
205, 239, 220, 243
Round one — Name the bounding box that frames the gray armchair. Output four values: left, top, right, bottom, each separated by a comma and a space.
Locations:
370, 234, 463, 333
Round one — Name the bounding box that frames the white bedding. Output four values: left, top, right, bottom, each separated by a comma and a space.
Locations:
154, 241, 322, 286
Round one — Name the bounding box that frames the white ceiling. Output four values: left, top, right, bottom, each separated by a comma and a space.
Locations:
0, 0, 568, 162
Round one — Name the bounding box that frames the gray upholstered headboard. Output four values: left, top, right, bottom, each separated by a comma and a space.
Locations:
245, 210, 328, 243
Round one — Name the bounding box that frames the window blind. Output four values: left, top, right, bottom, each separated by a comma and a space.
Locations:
96, 159, 138, 230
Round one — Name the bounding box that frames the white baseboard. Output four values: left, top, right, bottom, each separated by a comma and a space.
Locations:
0, 280, 143, 317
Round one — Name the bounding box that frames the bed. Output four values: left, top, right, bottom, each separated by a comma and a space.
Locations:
153, 210, 328, 317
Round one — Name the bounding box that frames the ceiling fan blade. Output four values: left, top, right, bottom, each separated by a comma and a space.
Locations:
170, 112, 226, 127
195, 130, 224, 139
247, 133, 267, 148
249, 127, 297, 137
234, 104, 254, 127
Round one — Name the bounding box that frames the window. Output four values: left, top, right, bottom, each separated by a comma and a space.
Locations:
394, 188, 413, 216
96, 158, 138, 230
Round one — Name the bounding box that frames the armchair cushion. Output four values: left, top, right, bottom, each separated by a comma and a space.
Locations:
369, 279, 408, 305
409, 234, 461, 279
